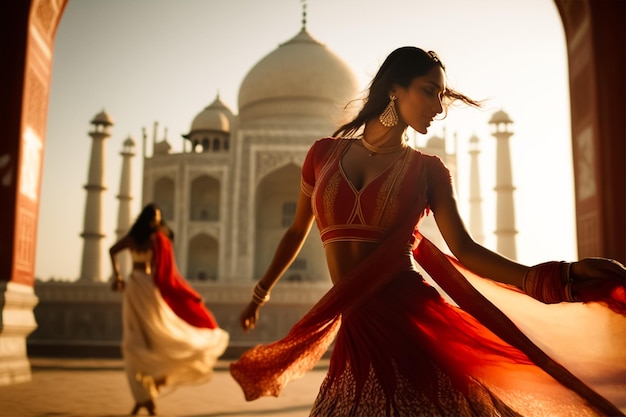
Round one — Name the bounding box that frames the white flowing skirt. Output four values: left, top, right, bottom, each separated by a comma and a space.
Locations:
122, 270, 229, 402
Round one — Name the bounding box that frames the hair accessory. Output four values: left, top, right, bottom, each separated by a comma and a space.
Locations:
379, 95, 398, 127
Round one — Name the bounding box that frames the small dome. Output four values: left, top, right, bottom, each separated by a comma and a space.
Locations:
189, 95, 234, 133
123, 136, 135, 147
426, 135, 445, 148
121, 136, 136, 155
238, 28, 359, 123
489, 109, 513, 124
469, 134, 480, 143
91, 109, 114, 126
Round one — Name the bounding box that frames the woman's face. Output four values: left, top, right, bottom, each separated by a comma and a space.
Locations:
394, 65, 446, 134
152, 209, 162, 228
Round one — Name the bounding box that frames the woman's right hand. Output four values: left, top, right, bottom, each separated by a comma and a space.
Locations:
111, 278, 125, 292
240, 301, 261, 332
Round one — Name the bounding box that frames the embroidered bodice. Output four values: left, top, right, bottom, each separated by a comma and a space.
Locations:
301, 137, 451, 246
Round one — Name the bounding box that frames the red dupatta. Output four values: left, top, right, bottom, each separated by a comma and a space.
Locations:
152, 231, 219, 329
230, 154, 624, 416
412, 234, 624, 416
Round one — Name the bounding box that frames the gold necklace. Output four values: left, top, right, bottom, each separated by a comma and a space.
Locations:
361, 135, 406, 156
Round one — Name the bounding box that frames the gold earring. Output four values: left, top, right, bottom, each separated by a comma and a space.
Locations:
379, 95, 398, 127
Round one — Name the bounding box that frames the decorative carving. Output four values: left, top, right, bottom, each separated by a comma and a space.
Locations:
15, 208, 36, 272
255, 150, 305, 183
35, 0, 55, 35
25, 70, 46, 139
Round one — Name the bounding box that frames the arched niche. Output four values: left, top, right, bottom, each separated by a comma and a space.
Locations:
186, 233, 218, 281
189, 175, 220, 221
253, 163, 328, 282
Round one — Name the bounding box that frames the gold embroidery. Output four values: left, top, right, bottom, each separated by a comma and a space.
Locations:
374, 150, 412, 228
322, 171, 341, 227
310, 361, 528, 417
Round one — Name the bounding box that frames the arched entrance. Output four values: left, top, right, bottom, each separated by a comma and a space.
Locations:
0, 0, 622, 386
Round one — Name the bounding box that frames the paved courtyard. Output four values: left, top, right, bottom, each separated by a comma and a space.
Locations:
0, 358, 328, 417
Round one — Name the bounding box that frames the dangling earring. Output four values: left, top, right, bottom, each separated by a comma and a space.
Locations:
379, 95, 398, 127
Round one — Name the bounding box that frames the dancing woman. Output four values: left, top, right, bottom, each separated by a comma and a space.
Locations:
230, 47, 625, 416
110, 203, 229, 415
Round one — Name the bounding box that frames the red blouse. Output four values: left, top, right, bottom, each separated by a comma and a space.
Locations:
301, 137, 450, 246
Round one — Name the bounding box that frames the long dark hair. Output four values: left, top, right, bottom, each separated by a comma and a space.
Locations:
128, 203, 160, 246
333, 47, 481, 137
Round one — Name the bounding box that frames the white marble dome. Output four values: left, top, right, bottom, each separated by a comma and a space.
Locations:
189, 95, 234, 133
238, 28, 360, 124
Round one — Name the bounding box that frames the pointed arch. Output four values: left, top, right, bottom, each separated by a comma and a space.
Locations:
190, 175, 220, 221
187, 233, 218, 281
254, 163, 328, 282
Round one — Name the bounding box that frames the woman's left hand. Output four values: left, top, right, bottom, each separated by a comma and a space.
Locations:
570, 258, 625, 315
570, 257, 625, 288
111, 278, 125, 292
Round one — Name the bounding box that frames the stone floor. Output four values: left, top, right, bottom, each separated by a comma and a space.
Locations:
0, 358, 328, 417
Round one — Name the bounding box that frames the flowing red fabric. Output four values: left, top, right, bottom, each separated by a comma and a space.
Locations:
580, 279, 626, 315
228, 244, 415, 400
229, 141, 625, 415
412, 234, 624, 416
152, 231, 218, 329
231, 219, 624, 415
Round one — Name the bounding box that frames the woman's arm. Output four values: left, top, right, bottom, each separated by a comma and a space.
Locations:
429, 171, 625, 306
429, 181, 528, 288
240, 189, 316, 331
109, 235, 132, 291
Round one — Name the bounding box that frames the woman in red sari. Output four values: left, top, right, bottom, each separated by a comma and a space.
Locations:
110, 203, 229, 415
230, 47, 626, 416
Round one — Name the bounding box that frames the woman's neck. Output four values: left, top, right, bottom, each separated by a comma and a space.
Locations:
362, 120, 406, 148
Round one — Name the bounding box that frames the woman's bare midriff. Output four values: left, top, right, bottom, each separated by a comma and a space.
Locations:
324, 240, 413, 284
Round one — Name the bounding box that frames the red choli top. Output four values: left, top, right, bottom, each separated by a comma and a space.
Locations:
301, 137, 451, 246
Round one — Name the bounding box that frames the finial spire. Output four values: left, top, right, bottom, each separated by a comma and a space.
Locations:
301, 0, 307, 30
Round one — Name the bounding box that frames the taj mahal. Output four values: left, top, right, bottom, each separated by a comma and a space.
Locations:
2, 0, 621, 391
29, 22, 518, 357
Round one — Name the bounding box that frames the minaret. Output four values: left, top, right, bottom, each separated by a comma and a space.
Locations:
114, 136, 136, 278
79, 110, 113, 282
489, 110, 517, 260
468, 134, 485, 245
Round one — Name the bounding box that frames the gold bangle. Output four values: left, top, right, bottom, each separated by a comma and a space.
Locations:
252, 282, 270, 306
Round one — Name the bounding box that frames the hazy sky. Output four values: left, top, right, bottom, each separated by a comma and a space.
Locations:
36, 0, 576, 280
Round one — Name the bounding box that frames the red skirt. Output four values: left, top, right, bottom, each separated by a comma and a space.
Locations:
310, 271, 603, 416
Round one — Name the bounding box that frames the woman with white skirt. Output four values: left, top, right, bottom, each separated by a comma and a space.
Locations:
110, 203, 229, 415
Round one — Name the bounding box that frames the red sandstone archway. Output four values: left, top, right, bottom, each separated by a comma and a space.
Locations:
0, 0, 623, 386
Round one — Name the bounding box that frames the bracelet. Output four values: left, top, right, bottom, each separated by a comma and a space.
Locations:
524, 261, 577, 304
251, 282, 270, 306
562, 262, 576, 301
